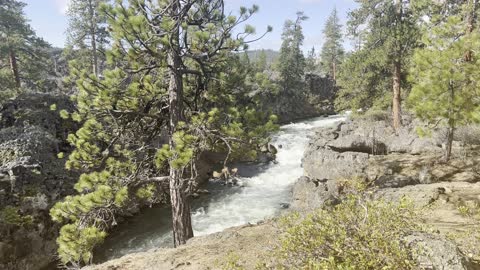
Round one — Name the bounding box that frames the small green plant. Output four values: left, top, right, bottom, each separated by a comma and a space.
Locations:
458, 205, 472, 217
262, 194, 419, 269
222, 252, 245, 270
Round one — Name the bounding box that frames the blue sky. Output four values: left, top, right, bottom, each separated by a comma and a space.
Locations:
23, 0, 357, 51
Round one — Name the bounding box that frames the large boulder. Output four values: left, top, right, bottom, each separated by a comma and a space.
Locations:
405, 232, 474, 270
291, 176, 340, 210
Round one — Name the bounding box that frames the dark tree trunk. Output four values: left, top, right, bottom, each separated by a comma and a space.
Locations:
444, 80, 455, 162
444, 123, 454, 162
332, 60, 336, 82
464, 0, 477, 61
392, 60, 402, 132
392, 0, 402, 132
88, 0, 99, 77
167, 0, 193, 247
9, 49, 20, 88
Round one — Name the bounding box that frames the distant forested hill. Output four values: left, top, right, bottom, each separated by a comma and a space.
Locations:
246, 49, 279, 64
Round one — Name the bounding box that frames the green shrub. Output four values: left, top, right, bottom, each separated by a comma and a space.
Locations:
0, 206, 34, 226
265, 194, 419, 270
350, 109, 391, 122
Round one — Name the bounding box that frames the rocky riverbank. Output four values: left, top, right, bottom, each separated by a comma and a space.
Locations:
0, 93, 281, 270
85, 115, 480, 270
294, 116, 480, 269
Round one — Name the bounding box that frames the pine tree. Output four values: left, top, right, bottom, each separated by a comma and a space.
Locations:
320, 8, 344, 80
0, 0, 52, 98
51, 0, 276, 267
277, 12, 308, 94
256, 49, 268, 72
305, 46, 318, 74
409, 1, 480, 161
336, 0, 420, 131
65, 0, 109, 77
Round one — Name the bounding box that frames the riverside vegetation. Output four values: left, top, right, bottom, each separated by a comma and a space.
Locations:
1, 0, 480, 269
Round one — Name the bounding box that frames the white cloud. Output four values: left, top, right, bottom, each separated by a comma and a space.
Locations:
53, 0, 70, 15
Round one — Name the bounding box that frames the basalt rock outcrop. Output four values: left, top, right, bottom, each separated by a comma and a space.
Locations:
294, 116, 480, 269
0, 93, 79, 270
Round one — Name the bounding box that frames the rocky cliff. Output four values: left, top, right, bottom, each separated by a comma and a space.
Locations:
0, 93, 79, 270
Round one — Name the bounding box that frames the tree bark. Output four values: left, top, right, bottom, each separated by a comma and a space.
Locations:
88, 0, 99, 77
444, 80, 456, 162
168, 0, 193, 247
332, 60, 336, 81
444, 122, 454, 162
392, 0, 402, 132
464, 0, 477, 61
9, 49, 20, 88
392, 60, 402, 132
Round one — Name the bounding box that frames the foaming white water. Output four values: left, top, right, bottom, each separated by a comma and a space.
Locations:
192, 115, 346, 235
97, 115, 345, 261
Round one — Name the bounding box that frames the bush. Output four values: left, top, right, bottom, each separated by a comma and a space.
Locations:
350, 109, 392, 122
264, 193, 419, 270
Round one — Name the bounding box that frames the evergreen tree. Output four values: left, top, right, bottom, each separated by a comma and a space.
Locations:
277, 12, 308, 94
305, 46, 318, 74
320, 8, 344, 80
51, 0, 276, 267
0, 0, 52, 99
65, 0, 109, 76
336, 0, 420, 131
255, 49, 268, 72
409, 1, 480, 161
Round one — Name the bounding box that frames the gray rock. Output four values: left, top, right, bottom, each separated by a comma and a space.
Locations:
405, 232, 472, 270
291, 176, 340, 210
0, 93, 79, 270
303, 148, 369, 181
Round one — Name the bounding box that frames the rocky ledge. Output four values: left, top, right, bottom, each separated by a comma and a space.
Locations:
293, 117, 480, 269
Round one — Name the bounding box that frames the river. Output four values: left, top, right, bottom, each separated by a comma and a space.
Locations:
95, 115, 345, 263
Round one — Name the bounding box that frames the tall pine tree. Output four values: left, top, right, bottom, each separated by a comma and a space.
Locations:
65, 0, 109, 77
305, 46, 318, 74
0, 0, 52, 98
51, 0, 276, 267
277, 12, 308, 94
336, 0, 420, 131
320, 8, 344, 80
409, 0, 480, 161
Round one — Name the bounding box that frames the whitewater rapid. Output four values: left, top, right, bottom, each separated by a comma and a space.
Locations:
96, 115, 345, 262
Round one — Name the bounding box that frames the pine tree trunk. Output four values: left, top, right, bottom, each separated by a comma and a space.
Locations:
464, 0, 477, 61
444, 123, 454, 162
392, 60, 402, 132
91, 30, 98, 77
88, 0, 99, 77
444, 80, 455, 162
9, 49, 20, 88
167, 0, 193, 247
332, 60, 336, 81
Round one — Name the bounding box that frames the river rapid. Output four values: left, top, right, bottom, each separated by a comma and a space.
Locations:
95, 115, 345, 262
